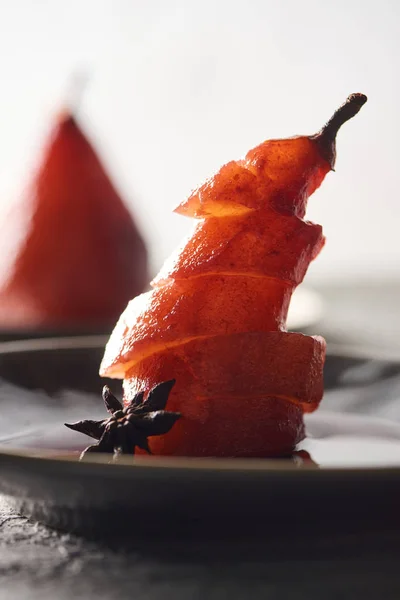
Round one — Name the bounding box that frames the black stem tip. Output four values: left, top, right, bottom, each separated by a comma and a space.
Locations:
321, 93, 367, 140
312, 93, 367, 168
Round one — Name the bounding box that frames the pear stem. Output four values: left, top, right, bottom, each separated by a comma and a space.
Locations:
320, 93, 367, 140
313, 93, 367, 168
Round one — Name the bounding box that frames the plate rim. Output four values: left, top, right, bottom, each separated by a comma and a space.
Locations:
2, 444, 400, 478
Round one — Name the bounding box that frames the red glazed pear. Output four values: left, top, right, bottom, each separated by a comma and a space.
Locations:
101, 94, 367, 457
0, 112, 148, 329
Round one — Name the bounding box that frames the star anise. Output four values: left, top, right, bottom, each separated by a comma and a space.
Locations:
65, 379, 181, 460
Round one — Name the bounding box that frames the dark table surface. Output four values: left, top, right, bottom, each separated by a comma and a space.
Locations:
1, 281, 400, 599
2, 498, 400, 600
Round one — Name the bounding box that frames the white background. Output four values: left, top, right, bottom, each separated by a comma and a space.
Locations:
0, 0, 398, 282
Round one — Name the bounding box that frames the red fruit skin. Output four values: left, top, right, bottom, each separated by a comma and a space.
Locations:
154, 211, 324, 287
100, 276, 293, 378
138, 396, 306, 458
119, 331, 325, 457
122, 331, 326, 415
0, 113, 148, 329
175, 137, 330, 219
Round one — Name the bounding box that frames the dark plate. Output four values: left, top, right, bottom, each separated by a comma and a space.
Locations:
0, 337, 400, 545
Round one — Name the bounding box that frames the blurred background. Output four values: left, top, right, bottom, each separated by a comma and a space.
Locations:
0, 0, 398, 347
